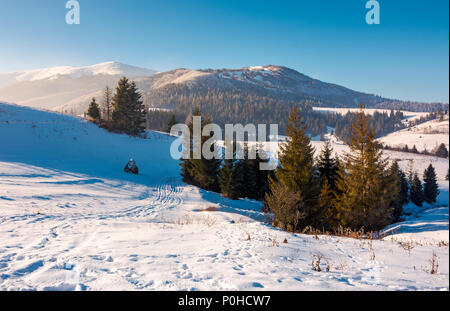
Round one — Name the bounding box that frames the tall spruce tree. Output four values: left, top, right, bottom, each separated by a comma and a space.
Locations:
111, 77, 146, 137
410, 173, 424, 207
265, 105, 319, 231
389, 161, 408, 222
167, 113, 177, 133
102, 86, 113, 122
252, 146, 271, 200
317, 141, 340, 191
87, 97, 100, 121
219, 158, 238, 199
423, 164, 439, 204
179, 107, 221, 192
335, 105, 397, 231
218, 140, 239, 199
316, 141, 341, 229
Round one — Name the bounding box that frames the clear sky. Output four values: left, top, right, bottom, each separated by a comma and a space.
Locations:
0, 0, 448, 102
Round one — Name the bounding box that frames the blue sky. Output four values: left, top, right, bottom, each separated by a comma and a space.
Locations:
0, 0, 448, 102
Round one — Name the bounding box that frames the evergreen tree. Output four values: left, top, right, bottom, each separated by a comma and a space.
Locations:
317, 178, 338, 230
389, 161, 408, 222
410, 173, 424, 207
317, 141, 340, 192
423, 164, 439, 204
111, 77, 146, 137
446, 168, 449, 181
167, 113, 177, 133
179, 108, 221, 192
335, 105, 397, 231
265, 105, 319, 231
316, 141, 341, 228
252, 146, 272, 200
265, 180, 304, 232
218, 159, 238, 199
435, 143, 449, 158
87, 97, 100, 121
102, 86, 113, 122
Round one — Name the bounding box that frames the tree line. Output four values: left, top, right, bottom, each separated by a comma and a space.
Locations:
382, 142, 449, 159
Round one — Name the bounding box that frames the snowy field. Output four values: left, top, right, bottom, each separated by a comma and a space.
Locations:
379, 118, 449, 152
0, 103, 449, 291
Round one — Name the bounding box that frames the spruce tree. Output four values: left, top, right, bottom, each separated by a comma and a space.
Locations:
252, 146, 271, 200
317, 141, 340, 192
102, 86, 113, 122
180, 108, 221, 192
233, 144, 259, 199
435, 143, 449, 158
389, 161, 408, 222
219, 158, 238, 199
167, 113, 177, 133
265, 105, 319, 231
316, 141, 341, 228
335, 105, 397, 231
111, 77, 146, 137
423, 164, 439, 204
87, 97, 100, 121
410, 173, 424, 206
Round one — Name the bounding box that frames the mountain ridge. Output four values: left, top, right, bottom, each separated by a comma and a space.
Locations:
0, 62, 447, 115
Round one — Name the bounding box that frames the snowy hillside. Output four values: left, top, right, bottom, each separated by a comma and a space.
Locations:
379, 116, 449, 152
0, 103, 448, 291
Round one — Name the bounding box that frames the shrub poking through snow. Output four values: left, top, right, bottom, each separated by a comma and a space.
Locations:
124, 158, 139, 175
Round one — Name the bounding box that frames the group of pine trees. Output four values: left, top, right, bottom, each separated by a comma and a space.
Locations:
265, 106, 398, 232
86, 77, 146, 137
265, 105, 441, 233
179, 108, 271, 200
408, 164, 440, 207
179, 104, 442, 233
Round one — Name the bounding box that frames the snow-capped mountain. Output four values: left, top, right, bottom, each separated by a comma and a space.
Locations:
137, 65, 385, 107
0, 62, 157, 111
0, 62, 156, 88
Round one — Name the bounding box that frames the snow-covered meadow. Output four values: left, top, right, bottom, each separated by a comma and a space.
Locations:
0, 103, 448, 291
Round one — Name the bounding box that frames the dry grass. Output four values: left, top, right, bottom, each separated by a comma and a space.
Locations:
398, 241, 415, 256
428, 252, 439, 275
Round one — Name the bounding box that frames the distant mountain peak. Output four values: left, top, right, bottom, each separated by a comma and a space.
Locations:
0, 62, 157, 87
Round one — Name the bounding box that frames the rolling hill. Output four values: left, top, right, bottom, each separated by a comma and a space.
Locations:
0, 63, 446, 117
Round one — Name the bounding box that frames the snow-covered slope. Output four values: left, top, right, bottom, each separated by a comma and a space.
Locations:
379, 116, 449, 152
0, 103, 448, 291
